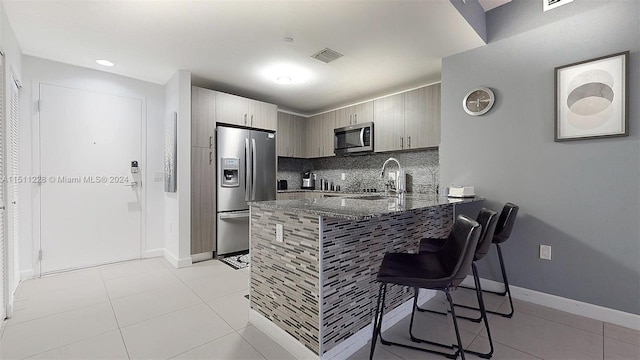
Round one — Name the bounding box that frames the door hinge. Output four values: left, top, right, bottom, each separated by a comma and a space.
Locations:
39, 250, 43, 261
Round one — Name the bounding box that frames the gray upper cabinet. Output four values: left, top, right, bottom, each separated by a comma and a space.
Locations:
306, 112, 335, 158
249, 100, 278, 131
216, 91, 277, 131
277, 112, 307, 158
215, 91, 248, 127
191, 86, 216, 148
335, 102, 374, 128
373, 93, 405, 152
404, 83, 441, 149
373, 83, 441, 152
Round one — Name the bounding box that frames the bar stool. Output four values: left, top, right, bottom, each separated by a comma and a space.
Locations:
416, 208, 499, 358
369, 215, 481, 360
481, 202, 519, 318
418, 203, 519, 318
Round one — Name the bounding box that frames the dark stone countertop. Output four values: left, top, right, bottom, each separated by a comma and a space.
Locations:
250, 194, 482, 220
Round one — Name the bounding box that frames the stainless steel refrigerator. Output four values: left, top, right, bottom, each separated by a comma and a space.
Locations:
216, 126, 276, 255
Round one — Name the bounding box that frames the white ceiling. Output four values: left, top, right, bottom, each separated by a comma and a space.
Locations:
3, 0, 495, 114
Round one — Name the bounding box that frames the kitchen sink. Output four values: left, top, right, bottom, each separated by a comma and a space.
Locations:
350, 195, 392, 200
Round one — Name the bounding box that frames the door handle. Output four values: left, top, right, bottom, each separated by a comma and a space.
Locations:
251, 138, 257, 200
400, 137, 404, 149
125, 181, 138, 187
245, 138, 250, 202
209, 136, 213, 149
209, 151, 212, 164
219, 211, 250, 219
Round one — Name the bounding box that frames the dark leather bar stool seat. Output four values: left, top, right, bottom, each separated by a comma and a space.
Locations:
369, 215, 481, 360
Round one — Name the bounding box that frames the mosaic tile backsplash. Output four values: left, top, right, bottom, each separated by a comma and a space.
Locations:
277, 149, 439, 194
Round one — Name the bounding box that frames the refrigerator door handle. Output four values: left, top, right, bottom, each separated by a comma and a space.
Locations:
245, 138, 250, 202
219, 211, 250, 219
251, 138, 257, 201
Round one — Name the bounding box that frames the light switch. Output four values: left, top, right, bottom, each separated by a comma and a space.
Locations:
275, 224, 284, 243
153, 172, 164, 182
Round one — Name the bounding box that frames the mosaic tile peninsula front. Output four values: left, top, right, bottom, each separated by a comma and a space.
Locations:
250, 203, 453, 355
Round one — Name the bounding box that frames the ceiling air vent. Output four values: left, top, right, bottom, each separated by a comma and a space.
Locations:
543, 0, 574, 12
311, 48, 343, 64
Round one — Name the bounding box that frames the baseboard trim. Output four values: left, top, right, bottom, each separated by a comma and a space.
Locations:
19, 269, 34, 281
461, 275, 640, 331
191, 252, 213, 263
163, 249, 192, 268
248, 289, 437, 360
144, 248, 164, 258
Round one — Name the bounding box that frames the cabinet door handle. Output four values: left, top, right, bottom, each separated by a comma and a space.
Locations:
400, 137, 404, 149
209, 151, 212, 164
408, 136, 411, 148
349, 114, 352, 125
354, 113, 357, 123
251, 114, 254, 126
244, 113, 247, 125
209, 136, 213, 149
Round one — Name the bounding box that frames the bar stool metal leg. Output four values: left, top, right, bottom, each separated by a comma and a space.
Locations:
369, 283, 387, 360
454, 263, 494, 359
375, 286, 461, 359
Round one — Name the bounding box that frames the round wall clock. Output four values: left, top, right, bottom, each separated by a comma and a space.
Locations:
463, 87, 495, 116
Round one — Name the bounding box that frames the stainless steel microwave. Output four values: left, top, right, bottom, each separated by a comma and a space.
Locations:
334, 122, 374, 156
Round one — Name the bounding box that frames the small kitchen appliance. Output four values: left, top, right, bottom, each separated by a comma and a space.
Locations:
302, 171, 316, 189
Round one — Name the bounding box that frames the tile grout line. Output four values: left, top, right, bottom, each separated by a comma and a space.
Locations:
11, 269, 121, 360
100, 268, 132, 360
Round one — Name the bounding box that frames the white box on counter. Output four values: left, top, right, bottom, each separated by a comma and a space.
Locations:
448, 186, 475, 198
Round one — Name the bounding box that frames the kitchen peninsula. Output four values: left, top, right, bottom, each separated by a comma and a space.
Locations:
248, 194, 481, 359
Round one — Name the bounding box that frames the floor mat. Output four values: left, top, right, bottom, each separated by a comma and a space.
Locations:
220, 252, 250, 270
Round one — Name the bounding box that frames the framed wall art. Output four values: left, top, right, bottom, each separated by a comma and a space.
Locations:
554, 51, 629, 142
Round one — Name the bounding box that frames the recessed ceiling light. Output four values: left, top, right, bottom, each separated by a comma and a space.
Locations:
275, 76, 292, 84
96, 59, 114, 67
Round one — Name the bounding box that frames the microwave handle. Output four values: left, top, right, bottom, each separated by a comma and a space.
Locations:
360, 127, 365, 146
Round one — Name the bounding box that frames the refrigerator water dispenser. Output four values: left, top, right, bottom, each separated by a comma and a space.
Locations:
221, 157, 239, 187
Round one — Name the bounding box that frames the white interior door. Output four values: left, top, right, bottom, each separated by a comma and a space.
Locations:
39, 84, 142, 274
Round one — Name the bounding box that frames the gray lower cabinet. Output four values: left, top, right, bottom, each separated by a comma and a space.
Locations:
191, 146, 216, 254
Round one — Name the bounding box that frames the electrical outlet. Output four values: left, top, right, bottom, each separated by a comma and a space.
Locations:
341, 173, 346, 180
540, 245, 551, 260
153, 171, 164, 182
275, 224, 284, 243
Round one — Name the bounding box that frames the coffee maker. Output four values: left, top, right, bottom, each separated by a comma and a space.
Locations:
301, 170, 316, 189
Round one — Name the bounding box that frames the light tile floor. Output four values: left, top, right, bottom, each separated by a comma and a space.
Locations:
0, 258, 638, 360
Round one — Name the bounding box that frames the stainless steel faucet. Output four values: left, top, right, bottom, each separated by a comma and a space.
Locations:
380, 157, 405, 198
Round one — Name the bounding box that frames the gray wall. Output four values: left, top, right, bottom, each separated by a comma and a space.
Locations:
441, 0, 640, 314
